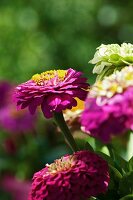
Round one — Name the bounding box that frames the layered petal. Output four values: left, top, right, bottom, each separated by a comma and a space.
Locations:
14, 68, 89, 118
28, 150, 109, 200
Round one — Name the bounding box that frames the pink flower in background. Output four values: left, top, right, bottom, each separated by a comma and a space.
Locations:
0, 105, 37, 134
81, 67, 133, 143
0, 81, 37, 134
28, 150, 109, 200
1, 175, 31, 200
14, 69, 89, 118
0, 81, 12, 108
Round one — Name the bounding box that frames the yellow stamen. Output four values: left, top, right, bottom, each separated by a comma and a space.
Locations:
47, 155, 75, 175
32, 70, 67, 85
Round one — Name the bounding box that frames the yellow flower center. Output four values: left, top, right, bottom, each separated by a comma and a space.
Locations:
46, 155, 75, 175
32, 70, 67, 85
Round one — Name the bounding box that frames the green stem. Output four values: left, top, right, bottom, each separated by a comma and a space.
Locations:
54, 112, 78, 152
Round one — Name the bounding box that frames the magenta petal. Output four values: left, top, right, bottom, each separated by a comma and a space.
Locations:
81, 87, 133, 143
28, 97, 43, 115
47, 95, 62, 109
41, 101, 53, 118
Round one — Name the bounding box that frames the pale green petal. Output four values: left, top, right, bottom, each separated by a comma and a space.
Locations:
89, 43, 133, 78
93, 62, 111, 74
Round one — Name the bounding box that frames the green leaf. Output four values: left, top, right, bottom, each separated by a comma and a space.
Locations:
128, 156, 133, 171
97, 152, 122, 189
75, 138, 86, 150
95, 139, 104, 151
109, 164, 123, 181
107, 145, 129, 174
96, 151, 114, 165
75, 138, 94, 152
119, 194, 133, 200
119, 171, 133, 196
113, 152, 128, 173
107, 164, 122, 193
84, 142, 94, 152
97, 165, 123, 200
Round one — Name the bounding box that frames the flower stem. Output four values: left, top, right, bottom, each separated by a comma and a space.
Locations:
54, 112, 78, 152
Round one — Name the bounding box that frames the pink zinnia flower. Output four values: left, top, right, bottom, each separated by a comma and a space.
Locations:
1, 175, 31, 200
0, 105, 37, 134
14, 69, 89, 118
0, 81, 37, 134
28, 150, 109, 200
0, 81, 12, 109
81, 66, 133, 143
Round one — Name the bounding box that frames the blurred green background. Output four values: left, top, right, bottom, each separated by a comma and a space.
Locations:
0, 0, 133, 199
0, 0, 133, 83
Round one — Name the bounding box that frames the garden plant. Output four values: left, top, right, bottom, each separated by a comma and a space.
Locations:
11, 43, 133, 200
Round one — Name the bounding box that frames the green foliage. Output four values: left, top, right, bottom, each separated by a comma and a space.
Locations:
119, 195, 133, 200
95, 147, 133, 200
0, 189, 12, 200
77, 138, 133, 200
119, 171, 133, 197
128, 156, 133, 172
108, 147, 129, 174
0, 0, 133, 83
75, 138, 94, 152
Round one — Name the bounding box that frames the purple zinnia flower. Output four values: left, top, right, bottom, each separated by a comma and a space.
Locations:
0, 81, 12, 109
0, 105, 37, 134
14, 69, 89, 118
0, 81, 37, 134
81, 66, 133, 143
1, 175, 31, 200
28, 150, 109, 200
